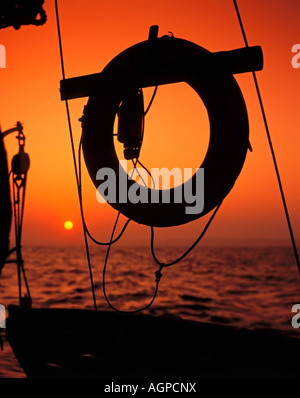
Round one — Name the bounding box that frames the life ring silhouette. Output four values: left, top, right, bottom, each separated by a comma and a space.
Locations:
81, 36, 249, 227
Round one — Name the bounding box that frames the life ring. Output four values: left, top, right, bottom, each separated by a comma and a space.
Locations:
81, 35, 249, 227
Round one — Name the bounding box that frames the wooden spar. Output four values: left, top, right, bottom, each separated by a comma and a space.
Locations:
60, 45, 263, 101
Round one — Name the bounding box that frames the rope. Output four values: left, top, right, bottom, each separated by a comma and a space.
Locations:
150, 203, 222, 268
11, 171, 31, 305
233, 0, 300, 275
101, 163, 221, 311
102, 211, 162, 314
100, 85, 165, 312
130, 158, 148, 187
144, 85, 158, 115
78, 137, 132, 246
101, 157, 163, 313
54, 0, 98, 311
136, 159, 156, 189
12, 177, 22, 302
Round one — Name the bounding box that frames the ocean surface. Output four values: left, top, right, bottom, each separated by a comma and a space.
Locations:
0, 245, 300, 378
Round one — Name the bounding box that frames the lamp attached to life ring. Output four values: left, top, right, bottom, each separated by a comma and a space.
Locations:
117, 87, 144, 160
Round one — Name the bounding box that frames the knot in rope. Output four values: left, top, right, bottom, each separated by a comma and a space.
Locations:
155, 265, 164, 283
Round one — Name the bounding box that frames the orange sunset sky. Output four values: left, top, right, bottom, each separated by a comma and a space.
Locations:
0, 0, 299, 247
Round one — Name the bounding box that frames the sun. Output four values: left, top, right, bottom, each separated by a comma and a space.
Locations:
64, 220, 74, 230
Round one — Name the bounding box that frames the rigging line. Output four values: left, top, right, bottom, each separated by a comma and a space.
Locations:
6, 173, 31, 301
144, 85, 158, 116
142, 82, 221, 269
54, 0, 66, 81
131, 157, 156, 189
17, 175, 31, 300
20, 258, 31, 301
102, 84, 162, 312
12, 179, 22, 301
131, 158, 148, 187
54, 0, 97, 311
77, 137, 132, 245
7, 155, 31, 301
233, 0, 300, 274
54, 0, 78, 186
102, 211, 161, 314
151, 203, 222, 268
139, 86, 158, 149
136, 159, 156, 189
102, 159, 161, 313
18, 175, 27, 243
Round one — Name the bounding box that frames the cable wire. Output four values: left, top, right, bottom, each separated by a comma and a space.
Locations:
54, 0, 98, 311
233, 0, 300, 275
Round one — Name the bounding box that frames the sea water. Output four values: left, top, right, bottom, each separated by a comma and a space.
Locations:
0, 245, 300, 378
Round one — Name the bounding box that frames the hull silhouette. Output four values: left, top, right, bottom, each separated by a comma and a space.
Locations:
6, 305, 300, 378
